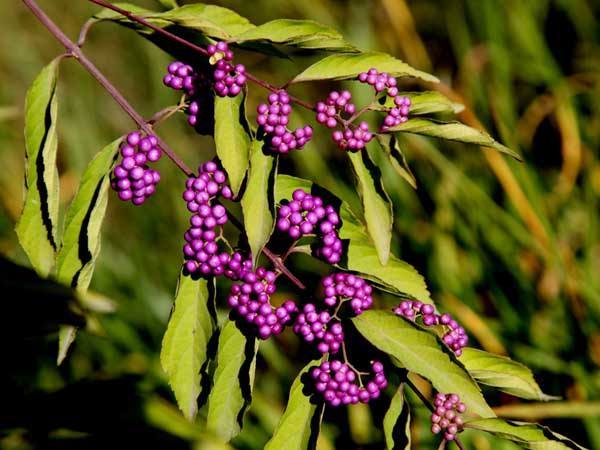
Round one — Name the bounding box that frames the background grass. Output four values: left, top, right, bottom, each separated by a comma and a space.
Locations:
2, 0, 600, 448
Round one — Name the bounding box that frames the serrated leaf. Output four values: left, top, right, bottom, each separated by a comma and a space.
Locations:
383, 383, 411, 450
461, 348, 558, 401
161, 273, 217, 420
241, 140, 277, 267
94, 2, 163, 25
465, 418, 587, 449
376, 134, 416, 189
275, 175, 430, 302
214, 94, 251, 197
16, 58, 61, 278
379, 91, 464, 115
291, 52, 438, 84
264, 362, 324, 450
54, 139, 120, 364
157, 4, 254, 38
348, 150, 393, 265
388, 118, 522, 161
232, 19, 357, 53
207, 320, 259, 442
352, 311, 494, 418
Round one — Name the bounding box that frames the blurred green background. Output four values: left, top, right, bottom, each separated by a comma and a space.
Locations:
2, 0, 600, 448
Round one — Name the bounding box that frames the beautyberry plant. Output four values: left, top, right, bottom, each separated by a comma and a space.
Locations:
15, 0, 586, 449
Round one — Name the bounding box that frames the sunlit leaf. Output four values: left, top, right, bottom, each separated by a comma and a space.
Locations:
241, 140, 277, 267
348, 150, 393, 265
291, 52, 438, 84
160, 273, 217, 420
383, 383, 412, 450
207, 320, 258, 442
264, 361, 324, 450
465, 418, 588, 449
16, 58, 61, 278
352, 311, 495, 418
461, 348, 558, 401
388, 118, 522, 160
214, 93, 251, 197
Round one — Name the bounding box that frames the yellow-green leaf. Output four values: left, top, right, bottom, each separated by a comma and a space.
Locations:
348, 150, 393, 265
161, 273, 217, 420
291, 52, 438, 84
214, 94, 251, 197
207, 320, 259, 442
16, 58, 61, 277
241, 140, 277, 267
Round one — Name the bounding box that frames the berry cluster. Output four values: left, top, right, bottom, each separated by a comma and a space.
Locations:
182, 161, 236, 277
227, 267, 298, 339
111, 132, 161, 205
207, 42, 246, 97
316, 91, 374, 151
256, 90, 313, 154
322, 273, 373, 315
358, 68, 411, 131
163, 61, 214, 133
276, 189, 342, 264
163, 61, 197, 95
394, 301, 468, 356
310, 360, 387, 407
431, 393, 466, 441
293, 304, 344, 354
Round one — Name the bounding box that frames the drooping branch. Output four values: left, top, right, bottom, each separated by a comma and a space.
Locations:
21, 0, 307, 291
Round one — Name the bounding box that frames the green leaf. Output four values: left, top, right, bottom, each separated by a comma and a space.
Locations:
54, 138, 120, 364
388, 118, 522, 161
376, 134, 416, 189
95, 2, 252, 39
347, 150, 393, 265
275, 175, 431, 302
157, 0, 178, 9
207, 320, 259, 442
493, 402, 600, 420
157, 4, 254, 38
465, 418, 587, 449
241, 140, 277, 267
214, 94, 251, 197
379, 91, 464, 115
160, 273, 217, 420
352, 311, 494, 418
16, 58, 61, 278
264, 362, 324, 450
56, 138, 120, 291
232, 19, 357, 52
383, 383, 412, 450
291, 52, 439, 84
461, 348, 559, 401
